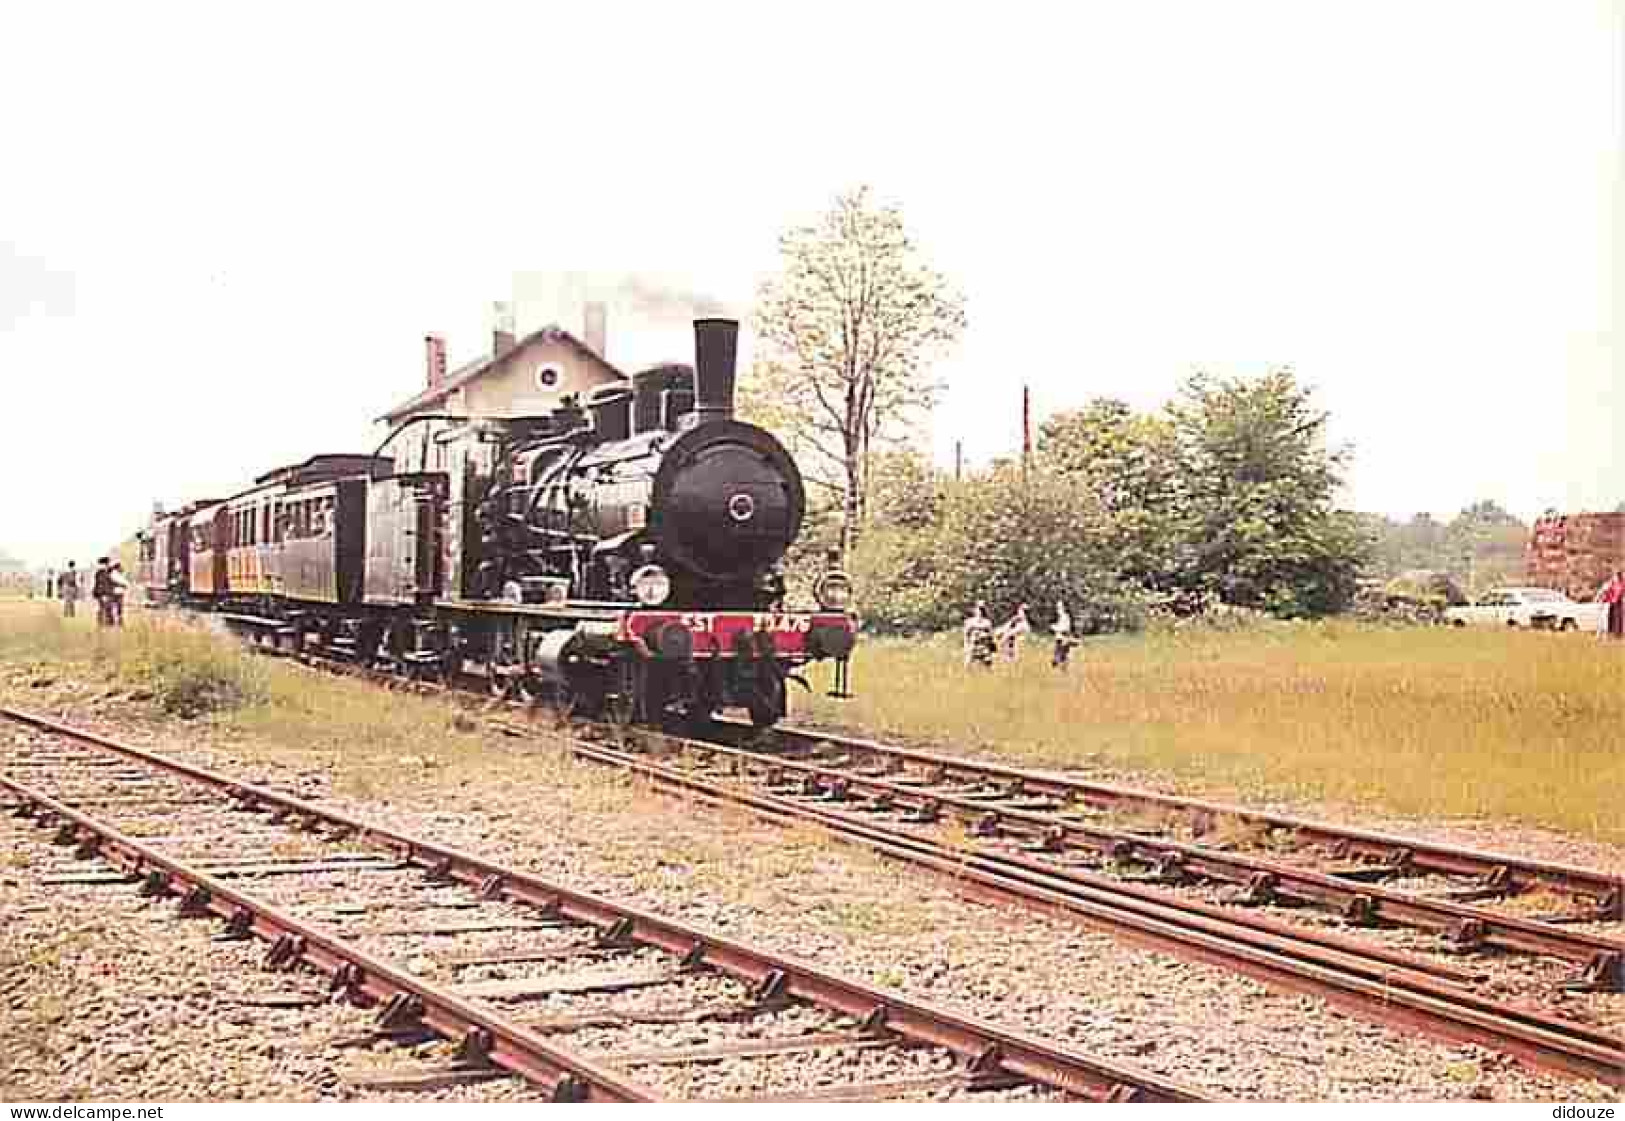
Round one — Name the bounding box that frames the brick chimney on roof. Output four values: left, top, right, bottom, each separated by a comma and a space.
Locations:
584, 300, 608, 358
491, 300, 516, 356
424, 334, 447, 389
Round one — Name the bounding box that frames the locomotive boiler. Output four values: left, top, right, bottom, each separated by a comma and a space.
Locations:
473, 319, 805, 611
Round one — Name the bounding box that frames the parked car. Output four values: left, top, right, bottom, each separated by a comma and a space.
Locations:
1443, 587, 1606, 631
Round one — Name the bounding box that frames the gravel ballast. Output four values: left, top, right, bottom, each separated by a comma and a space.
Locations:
1, 687, 1619, 1102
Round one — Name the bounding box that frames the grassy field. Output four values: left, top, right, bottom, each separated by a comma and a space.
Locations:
0, 604, 528, 804
2, 602, 1619, 842
798, 622, 1624, 842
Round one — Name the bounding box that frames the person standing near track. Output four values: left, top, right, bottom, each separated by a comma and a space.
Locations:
1051, 600, 1078, 671
92, 557, 114, 627
963, 601, 995, 668
57, 561, 80, 618
108, 561, 129, 627
998, 603, 1031, 663
1597, 568, 1625, 640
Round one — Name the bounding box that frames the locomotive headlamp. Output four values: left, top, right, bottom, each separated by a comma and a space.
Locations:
631, 564, 672, 606
814, 571, 852, 611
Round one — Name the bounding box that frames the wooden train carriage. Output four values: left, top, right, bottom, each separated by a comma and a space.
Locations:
187, 504, 229, 596
225, 485, 283, 599
278, 478, 368, 605
239, 453, 394, 607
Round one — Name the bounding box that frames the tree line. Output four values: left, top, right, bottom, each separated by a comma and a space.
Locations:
743, 186, 1578, 634
783, 373, 1369, 633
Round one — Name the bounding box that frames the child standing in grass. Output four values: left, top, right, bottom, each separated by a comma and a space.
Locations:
963, 602, 995, 668
1052, 601, 1078, 671
999, 604, 1031, 663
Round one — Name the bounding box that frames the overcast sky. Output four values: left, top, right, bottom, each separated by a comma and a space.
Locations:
1, 2, 1619, 566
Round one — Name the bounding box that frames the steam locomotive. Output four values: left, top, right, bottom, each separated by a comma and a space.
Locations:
136, 319, 855, 726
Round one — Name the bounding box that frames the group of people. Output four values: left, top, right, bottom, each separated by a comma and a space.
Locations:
53, 558, 129, 627
956, 571, 1624, 670
962, 600, 1080, 671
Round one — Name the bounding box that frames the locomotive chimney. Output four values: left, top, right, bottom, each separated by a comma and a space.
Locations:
692, 318, 738, 425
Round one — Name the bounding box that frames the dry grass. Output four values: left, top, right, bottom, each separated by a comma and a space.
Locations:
1, 604, 268, 716
6, 600, 1613, 847
798, 622, 1625, 842
0, 602, 502, 799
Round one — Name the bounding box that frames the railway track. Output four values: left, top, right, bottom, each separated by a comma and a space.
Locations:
693, 720, 1624, 985
0, 705, 1206, 1103
554, 730, 1623, 1087
215, 639, 1625, 1086
737, 719, 1624, 918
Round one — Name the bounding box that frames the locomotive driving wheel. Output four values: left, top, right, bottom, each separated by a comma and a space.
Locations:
568, 662, 635, 727
485, 631, 538, 702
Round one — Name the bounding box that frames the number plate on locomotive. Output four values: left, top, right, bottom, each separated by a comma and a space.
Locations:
677, 612, 812, 634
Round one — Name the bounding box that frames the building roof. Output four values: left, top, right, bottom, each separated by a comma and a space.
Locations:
254, 453, 395, 487
378, 325, 625, 423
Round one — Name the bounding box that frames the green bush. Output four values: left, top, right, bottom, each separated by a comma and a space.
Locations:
846, 465, 1148, 635
95, 618, 268, 718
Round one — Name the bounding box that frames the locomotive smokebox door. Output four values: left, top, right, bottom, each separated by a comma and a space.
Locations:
655, 427, 804, 584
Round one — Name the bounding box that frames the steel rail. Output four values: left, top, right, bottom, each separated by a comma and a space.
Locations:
743, 719, 1623, 909
561, 738, 1625, 1089
0, 775, 659, 1103
178, 613, 1625, 909
674, 728, 1623, 977
0, 705, 1207, 1103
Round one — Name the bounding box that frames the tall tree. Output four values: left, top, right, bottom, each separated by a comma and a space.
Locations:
1168, 369, 1368, 616
1037, 398, 1182, 588
1444, 499, 1526, 594
750, 186, 966, 557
